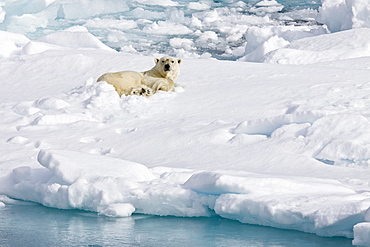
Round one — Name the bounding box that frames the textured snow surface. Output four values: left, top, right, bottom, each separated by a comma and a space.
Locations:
1, 2, 370, 244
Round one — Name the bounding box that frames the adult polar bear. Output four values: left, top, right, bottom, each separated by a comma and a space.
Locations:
97, 56, 182, 97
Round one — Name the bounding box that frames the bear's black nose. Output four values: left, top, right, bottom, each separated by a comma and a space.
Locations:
164, 64, 170, 71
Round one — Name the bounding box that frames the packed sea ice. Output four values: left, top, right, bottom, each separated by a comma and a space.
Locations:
0, 0, 324, 60
1, 0, 370, 246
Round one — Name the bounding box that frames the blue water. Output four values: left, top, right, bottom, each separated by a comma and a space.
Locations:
0, 202, 352, 247
277, 0, 321, 11
11, 0, 323, 60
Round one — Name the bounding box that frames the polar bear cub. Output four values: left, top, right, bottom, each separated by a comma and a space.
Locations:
97, 56, 182, 97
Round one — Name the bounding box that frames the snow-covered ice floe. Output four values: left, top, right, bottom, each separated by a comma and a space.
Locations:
0, 148, 369, 239
1, 0, 370, 245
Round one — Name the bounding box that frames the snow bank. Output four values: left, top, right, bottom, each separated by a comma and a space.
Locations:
0, 31, 30, 58
233, 112, 370, 169
2, 149, 370, 237
0, 149, 209, 216
239, 25, 327, 62
22, 26, 113, 55
37, 149, 155, 183
262, 28, 370, 64
233, 111, 323, 136
0, 149, 157, 213
317, 0, 370, 32
0, 26, 113, 58
34, 26, 113, 50
185, 171, 370, 237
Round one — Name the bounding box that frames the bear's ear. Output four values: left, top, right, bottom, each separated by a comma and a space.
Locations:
177, 59, 182, 64
155, 58, 160, 64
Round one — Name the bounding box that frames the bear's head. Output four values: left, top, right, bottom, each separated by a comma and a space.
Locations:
153, 56, 182, 80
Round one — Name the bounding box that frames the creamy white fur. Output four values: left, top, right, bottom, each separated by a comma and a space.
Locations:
97, 56, 182, 96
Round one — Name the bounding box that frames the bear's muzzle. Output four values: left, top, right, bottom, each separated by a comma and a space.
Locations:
164, 64, 171, 71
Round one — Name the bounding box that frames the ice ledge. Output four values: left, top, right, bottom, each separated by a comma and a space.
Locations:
1, 149, 370, 240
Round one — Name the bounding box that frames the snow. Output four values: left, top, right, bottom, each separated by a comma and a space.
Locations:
37, 149, 156, 183
317, 0, 370, 32
32, 26, 114, 51
188, 2, 210, 11
353, 222, 370, 246
239, 25, 327, 62
249, 0, 284, 14
1, 0, 370, 245
263, 28, 370, 64
99, 203, 136, 217
0, 30, 30, 58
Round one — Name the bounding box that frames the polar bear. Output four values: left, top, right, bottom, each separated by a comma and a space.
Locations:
97, 56, 182, 97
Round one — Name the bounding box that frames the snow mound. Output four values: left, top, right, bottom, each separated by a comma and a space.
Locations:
22, 26, 114, 55
35, 26, 112, 50
240, 25, 327, 62
317, 0, 370, 32
233, 111, 323, 136
249, 0, 284, 14
34, 98, 70, 110
1, 26, 114, 57
263, 28, 370, 64
183, 171, 354, 195
0, 31, 30, 58
37, 149, 155, 183
31, 114, 94, 126
6, 136, 30, 145
11, 75, 179, 133
233, 113, 370, 169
